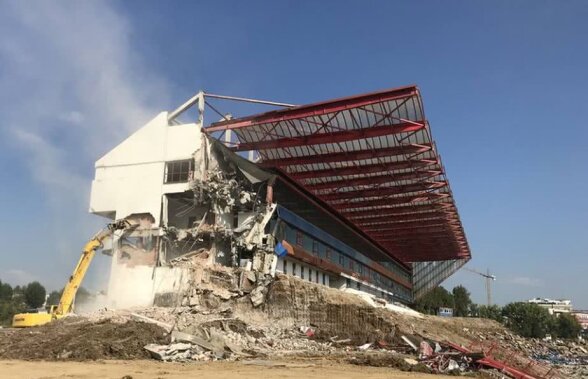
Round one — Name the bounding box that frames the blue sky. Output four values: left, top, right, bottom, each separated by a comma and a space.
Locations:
1, 1, 586, 307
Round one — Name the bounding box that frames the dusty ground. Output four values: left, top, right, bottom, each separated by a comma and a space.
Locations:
0, 319, 168, 360
0, 273, 543, 378
0, 360, 462, 379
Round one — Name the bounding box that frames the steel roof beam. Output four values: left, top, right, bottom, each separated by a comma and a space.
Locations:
388, 238, 468, 247
206, 85, 419, 132
363, 220, 460, 232
367, 230, 455, 239
260, 143, 433, 168
387, 246, 468, 255
319, 181, 447, 202
291, 159, 438, 180
402, 254, 471, 262
345, 203, 450, 219
366, 225, 459, 234
341, 202, 452, 216
391, 250, 469, 260
305, 170, 442, 191
353, 212, 459, 226
230, 121, 426, 151
379, 234, 467, 243
392, 246, 469, 254
333, 193, 450, 210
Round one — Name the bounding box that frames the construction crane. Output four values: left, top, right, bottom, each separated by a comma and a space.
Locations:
12, 218, 137, 327
463, 267, 496, 306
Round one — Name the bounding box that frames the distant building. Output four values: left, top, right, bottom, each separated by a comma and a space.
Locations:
527, 298, 572, 315
438, 307, 453, 317
571, 311, 588, 329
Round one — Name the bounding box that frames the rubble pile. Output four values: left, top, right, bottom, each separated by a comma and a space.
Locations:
142, 322, 336, 362
464, 329, 588, 378
0, 318, 168, 360
2, 262, 585, 378
190, 168, 257, 213
348, 343, 479, 375
416, 341, 478, 374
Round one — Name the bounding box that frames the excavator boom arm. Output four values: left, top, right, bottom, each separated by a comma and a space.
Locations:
12, 219, 134, 327
55, 219, 132, 316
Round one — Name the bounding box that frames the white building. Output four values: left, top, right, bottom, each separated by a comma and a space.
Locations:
528, 298, 573, 315
89, 111, 207, 308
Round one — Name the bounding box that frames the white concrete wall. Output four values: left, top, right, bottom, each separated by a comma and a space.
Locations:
89, 112, 202, 225
106, 249, 190, 309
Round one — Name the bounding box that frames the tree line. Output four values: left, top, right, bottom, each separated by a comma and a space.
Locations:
0, 278, 91, 326
415, 285, 582, 339
0, 279, 46, 326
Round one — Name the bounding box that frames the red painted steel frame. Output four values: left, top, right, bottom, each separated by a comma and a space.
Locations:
204, 85, 470, 264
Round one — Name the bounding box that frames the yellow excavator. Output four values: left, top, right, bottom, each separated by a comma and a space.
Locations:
12, 219, 135, 327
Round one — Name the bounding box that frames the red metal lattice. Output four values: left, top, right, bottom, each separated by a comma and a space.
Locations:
205, 86, 470, 264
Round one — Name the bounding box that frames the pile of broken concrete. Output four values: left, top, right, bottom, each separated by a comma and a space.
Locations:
141, 315, 335, 362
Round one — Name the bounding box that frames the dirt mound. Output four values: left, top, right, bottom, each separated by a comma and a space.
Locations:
0, 319, 169, 360
265, 275, 506, 346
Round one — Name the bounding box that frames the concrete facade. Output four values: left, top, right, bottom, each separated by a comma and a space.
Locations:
90, 112, 201, 225
528, 298, 573, 315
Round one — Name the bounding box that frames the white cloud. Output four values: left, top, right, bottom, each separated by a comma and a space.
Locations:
0, 1, 171, 287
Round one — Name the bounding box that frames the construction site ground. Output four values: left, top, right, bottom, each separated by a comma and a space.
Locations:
0, 360, 461, 379
0, 270, 584, 378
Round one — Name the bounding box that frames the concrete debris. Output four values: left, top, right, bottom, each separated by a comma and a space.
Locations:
138, 315, 335, 363
458, 327, 587, 377
358, 343, 372, 351
144, 342, 221, 362
342, 288, 423, 318
130, 313, 173, 332
190, 168, 257, 213
404, 358, 418, 365
417, 346, 475, 374
401, 336, 418, 352
249, 285, 266, 307
171, 330, 217, 352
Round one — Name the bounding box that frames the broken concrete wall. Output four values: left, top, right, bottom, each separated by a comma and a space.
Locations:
90, 112, 202, 225
101, 134, 280, 309
107, 251, 191, 309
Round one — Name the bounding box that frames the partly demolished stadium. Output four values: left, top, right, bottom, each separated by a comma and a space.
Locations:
89, 85, 470, 306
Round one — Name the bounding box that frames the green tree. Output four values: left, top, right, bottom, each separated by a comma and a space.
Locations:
479, 305, 503, 322
469, 303, 480, 317
452, 285, 472, 317
11, 285, 25, 305
415, 286, 454, 315
0, 280, 13, 301
24, 281, 46, 309
555, 313, 581, 339
0, 280, 25, 326
0, 301, 25, 326
502, 302, 553, 338
46, 290, 61, 306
